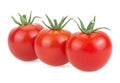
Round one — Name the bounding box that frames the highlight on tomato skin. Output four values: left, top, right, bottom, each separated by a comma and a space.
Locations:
8, 12, 44, 61
34, 15, 72, 66
66, 16, 112, 71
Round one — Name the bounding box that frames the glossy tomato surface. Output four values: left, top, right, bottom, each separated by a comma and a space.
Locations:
8, 24, 44, 61
66, 31, 112, 71
35, 29, 71, 66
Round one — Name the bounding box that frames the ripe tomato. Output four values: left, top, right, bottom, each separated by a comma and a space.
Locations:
35, 29, 71, 66
34, 15, 71, 66
66, 17, 112, 71
8, 12, 44, 61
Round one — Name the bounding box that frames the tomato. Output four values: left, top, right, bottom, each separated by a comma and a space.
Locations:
34, 15, 71, 66
8, 12, 44, 61
66, 17, 112, 71
35, 29, 71, 66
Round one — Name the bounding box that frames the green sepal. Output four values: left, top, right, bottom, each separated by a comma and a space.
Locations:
45, 15, 54, 28
11, 12, 41, 26
42, 15, 72, 30
87, 16, 96, 31
74, 16, 110, 34
78, 17, 86, 32
11, 16, 21, 25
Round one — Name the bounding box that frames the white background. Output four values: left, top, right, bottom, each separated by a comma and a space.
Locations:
0, 0, 120, 83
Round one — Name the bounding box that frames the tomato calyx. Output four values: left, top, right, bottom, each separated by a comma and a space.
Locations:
11, 12, 41, 26
74, 16, 110, 34
42, 15, 72, 30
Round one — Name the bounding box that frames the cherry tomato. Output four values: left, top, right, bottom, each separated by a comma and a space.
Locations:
35, 29, 71, 66
34, 15, 71, 66
8, 12, 44, 61
66, 17, 112, 71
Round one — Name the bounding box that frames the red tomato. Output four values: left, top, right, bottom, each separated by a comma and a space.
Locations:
34, 15, 71, 66
35, 29, 71, 66
66, 31, 112, 71
8, 12, 44, 61
66, 17, 112, 71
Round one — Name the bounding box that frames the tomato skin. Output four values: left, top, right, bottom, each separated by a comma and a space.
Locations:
8, 24, 44, 61
34, 29, 71, 66
66, 31, 112, 71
